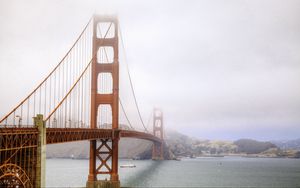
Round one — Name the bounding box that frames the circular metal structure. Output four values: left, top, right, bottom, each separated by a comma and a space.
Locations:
0, 164, 32, 188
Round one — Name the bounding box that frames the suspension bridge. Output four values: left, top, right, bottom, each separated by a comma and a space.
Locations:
0, 15, 165, 188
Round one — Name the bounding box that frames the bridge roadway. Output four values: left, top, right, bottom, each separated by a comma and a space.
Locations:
0, 128, 162, 150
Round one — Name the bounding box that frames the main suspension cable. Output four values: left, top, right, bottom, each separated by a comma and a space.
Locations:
119, 98, 134, 130
118, 23, 148, 132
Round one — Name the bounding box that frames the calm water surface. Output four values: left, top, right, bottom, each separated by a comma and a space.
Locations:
46, 157, 300, 187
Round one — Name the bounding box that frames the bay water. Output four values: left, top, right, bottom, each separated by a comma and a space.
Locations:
46, 157, 300, 187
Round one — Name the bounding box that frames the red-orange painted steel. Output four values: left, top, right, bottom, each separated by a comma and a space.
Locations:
0, 128, 38, 187
0, 128, 162, 146
89, 14, 120, 182
152, 109, 164, 160
0, 15, 165, 187
0, 126, 163, 187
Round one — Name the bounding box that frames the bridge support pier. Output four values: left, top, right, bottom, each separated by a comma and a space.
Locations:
35, 114, 46, 188
152, 142, 164, 160
86, 180, 120, 188
87, 132, 120, 188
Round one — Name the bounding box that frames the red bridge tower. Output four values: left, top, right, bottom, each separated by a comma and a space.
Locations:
87, 15, 120, 188
152, 108, 164, 160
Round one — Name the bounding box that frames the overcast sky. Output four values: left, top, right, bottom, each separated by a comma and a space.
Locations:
0, 0, 299, 141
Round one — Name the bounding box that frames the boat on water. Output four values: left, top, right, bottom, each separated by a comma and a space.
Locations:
120, 164, 136, 168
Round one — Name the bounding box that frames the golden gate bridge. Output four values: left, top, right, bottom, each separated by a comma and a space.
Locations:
0, 15, 165, 188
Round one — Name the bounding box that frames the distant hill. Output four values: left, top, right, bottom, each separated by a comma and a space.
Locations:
165, 130, 237, 156
234, 139, 277, 154
271, 138, 300, 151
47, 138, 152, 159
46, 129, 300, 159
164, 131, 298, 158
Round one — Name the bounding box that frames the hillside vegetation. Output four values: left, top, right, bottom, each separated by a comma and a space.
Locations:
234, 139, 277, 154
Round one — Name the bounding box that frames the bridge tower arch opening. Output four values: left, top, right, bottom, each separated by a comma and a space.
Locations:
152, 108, 164, 160
87, 15, 120, 188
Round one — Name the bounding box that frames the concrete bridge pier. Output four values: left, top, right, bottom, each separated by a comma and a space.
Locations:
86, 180, 120, 188
35, 114, 46, 188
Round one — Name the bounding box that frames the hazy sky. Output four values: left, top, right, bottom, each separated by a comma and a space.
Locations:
0, 0, 299, 140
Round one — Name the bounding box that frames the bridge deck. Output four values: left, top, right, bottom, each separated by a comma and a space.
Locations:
0, 128, 161, 152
